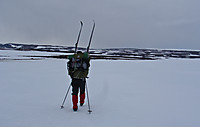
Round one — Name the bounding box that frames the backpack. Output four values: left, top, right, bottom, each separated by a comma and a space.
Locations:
67, 54, 90, 78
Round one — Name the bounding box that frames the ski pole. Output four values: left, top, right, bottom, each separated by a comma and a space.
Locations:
61, 83, 71, 109
85, 81, 92, 114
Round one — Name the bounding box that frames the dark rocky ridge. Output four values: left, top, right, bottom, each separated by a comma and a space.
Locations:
1, 43, 200, 60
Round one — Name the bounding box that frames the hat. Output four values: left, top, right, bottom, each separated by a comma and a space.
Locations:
77, 51, 82, 54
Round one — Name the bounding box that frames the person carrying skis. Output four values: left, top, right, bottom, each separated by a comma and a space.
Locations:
67, 51, 90, 111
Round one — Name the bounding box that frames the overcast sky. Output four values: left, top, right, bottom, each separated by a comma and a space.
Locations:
0, 0, 200, 49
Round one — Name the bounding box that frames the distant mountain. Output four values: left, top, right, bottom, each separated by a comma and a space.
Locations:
0, 43, 76, 53
1, 43, 200, 60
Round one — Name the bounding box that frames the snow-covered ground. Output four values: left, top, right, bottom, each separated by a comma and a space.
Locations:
0, 50, 200, 127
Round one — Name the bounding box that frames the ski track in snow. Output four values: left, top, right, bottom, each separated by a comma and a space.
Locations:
0, 50, 200, 127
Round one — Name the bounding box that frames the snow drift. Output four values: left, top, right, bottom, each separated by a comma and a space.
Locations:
0, 50, 200, 127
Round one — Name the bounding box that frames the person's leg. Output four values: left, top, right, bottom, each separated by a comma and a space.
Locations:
80, 79, 86, 106
71, 79, 79, 111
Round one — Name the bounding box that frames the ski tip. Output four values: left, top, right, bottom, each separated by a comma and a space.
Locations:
93, 20, 95, 26
80, 21, 83, 25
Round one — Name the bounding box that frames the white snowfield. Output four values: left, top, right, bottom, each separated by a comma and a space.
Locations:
0, 50, 200, 127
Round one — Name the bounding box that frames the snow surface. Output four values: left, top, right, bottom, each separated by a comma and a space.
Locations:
1, 50, 200, 127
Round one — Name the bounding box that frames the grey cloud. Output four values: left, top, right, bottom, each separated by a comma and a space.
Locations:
0, 0, 200, 50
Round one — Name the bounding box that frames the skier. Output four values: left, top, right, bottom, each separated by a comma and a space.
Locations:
61, 21, 94, 113
67, 51, 90, 111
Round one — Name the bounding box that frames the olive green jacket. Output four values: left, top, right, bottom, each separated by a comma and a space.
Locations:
67, 52, 90, 79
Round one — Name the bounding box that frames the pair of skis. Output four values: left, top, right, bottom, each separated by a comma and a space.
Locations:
75, 20, 95, 53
